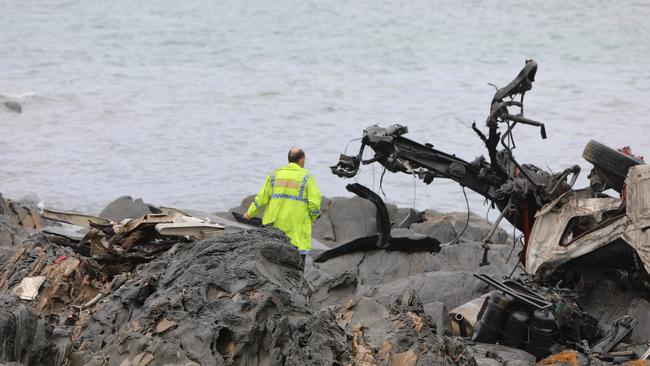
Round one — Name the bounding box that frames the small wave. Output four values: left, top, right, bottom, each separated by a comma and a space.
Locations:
0, 92, 58, 102
0, 92, 82, 108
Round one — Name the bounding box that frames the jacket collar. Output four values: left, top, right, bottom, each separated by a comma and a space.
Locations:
285, 162, 305, 170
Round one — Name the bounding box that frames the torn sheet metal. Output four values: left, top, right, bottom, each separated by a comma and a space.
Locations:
526, 165, 650, 279
159, 206, 193, 217
42, 208, 112, 227
42, 224, 88, 242
11, 276, 46, 300
115, 213, 178, 234
114, 212, 222, 232
155, 222, 224, 239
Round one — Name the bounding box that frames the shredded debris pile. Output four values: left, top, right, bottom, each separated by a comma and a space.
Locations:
40, 206, 224, 260
334, 291, 536, 366
1, 234, 127, 316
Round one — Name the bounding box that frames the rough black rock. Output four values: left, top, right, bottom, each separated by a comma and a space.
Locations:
70, 228, 349, 366
0, 203, 30, 274
98, 196, 161, 221
307, 241, 519, 312
2, 101, 22, 113
0, 294, 38, 364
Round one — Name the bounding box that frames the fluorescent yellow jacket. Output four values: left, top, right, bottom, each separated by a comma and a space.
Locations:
246, 163, 322, 252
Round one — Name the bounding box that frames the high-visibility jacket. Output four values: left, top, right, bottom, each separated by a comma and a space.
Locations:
246, 163, 321, 252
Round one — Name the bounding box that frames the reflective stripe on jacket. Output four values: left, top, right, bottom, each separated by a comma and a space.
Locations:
246, 163, 322, 251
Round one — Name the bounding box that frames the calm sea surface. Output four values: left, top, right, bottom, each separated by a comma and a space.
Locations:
1, 0, 650, 217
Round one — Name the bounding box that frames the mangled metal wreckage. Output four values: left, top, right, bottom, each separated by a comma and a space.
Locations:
329, 60, 650, 360
40, 207, 225, 258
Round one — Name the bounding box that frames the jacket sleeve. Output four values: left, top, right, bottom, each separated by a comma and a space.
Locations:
306, 175, 322, 223
246, 175, 273, 218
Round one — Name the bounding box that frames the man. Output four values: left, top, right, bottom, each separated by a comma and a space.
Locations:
243, 147, 322, 263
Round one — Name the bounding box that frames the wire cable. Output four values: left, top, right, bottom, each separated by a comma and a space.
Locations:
506, 208, 521, 266
484, 202, 492, 225
379, 167, 387, 199
506, 260, 523, 279
441, 187, 470, 245
506, 234, 524, 264
343, 138, 361, 155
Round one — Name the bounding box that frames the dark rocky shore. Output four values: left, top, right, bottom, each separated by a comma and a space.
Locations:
1, 193, 648, 366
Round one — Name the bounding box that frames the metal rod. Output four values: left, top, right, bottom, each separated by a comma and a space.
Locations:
480, 200, 512, 266
474, 273, 552, 310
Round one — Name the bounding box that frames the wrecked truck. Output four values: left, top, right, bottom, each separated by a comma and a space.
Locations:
331, 59, 647, 283
330, 60, 649, 360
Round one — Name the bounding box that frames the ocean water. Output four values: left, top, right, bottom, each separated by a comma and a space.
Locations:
1, 0, 649, 217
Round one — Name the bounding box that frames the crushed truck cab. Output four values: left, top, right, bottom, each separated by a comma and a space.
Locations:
527, 164, 650, 281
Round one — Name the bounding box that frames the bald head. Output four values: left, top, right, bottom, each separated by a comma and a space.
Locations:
288, 147, 305, 167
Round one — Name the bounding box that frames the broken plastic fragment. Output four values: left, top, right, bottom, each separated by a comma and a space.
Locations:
11, 276, 46, 300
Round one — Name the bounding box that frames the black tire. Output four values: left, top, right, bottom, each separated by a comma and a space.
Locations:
582, 140, 644, 192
